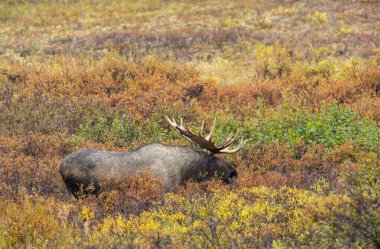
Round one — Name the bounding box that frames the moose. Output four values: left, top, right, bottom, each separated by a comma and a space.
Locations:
60, 117, 246, 196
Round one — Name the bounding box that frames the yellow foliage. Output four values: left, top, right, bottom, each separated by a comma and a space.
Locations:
308, 11, 328, 24
80, 206, 94, 222
271, 7, 299, 16
339, 27, 354, 35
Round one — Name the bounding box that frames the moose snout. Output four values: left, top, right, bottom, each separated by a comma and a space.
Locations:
228, 169, 237, 179
225, 169, 238, 186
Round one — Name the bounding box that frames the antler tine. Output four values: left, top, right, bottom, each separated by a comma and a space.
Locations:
205, 118, 216, 141
216, 131, 234, 148
200, 120, 205, 135
165, 116, 176, 130
172, 117, 178, 127
217, 128, 240, 149
166, 116, 182, 132
219, 138, 247, 154
165, 116, 194, 143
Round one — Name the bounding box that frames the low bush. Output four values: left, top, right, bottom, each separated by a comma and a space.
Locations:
244, 103, 379, 151
74, 114, 144, 148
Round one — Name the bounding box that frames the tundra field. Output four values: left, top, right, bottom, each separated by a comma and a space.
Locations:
0, 0, 380, 248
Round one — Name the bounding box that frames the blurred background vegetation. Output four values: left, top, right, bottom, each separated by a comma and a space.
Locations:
0, 0, 379, 248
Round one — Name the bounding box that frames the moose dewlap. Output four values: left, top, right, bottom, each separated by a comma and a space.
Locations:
60, 117, 246, 196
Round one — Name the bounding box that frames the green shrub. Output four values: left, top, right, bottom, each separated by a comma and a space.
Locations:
74, 114, 144, 147
244, 103, 379, 151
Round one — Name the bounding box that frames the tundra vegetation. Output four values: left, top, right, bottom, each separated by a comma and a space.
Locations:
0, 0, 379, 248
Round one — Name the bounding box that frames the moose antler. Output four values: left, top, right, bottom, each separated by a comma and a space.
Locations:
165, 116, 246, 154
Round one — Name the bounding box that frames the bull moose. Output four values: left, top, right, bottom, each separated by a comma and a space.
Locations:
60, 117, 246, 196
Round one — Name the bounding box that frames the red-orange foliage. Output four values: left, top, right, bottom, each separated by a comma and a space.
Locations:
236, 142, 365, 192
3, 56, 379, 121
0, 134, 70, 198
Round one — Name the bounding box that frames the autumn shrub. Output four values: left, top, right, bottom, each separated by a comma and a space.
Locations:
0, 133, 70, 197
1, 53, 379, 123
332, 156, 380, 248
95, 173, 165, 216
0, 91, 131, 136
0, 191, 73, 249
0, 54, 217, 118
254, 42, 294, 79
236, 101, 379, 190
237, 141, 373, 191
77, 183, 376, 248
1, 179, 377, 248
306, 60, 336, 79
